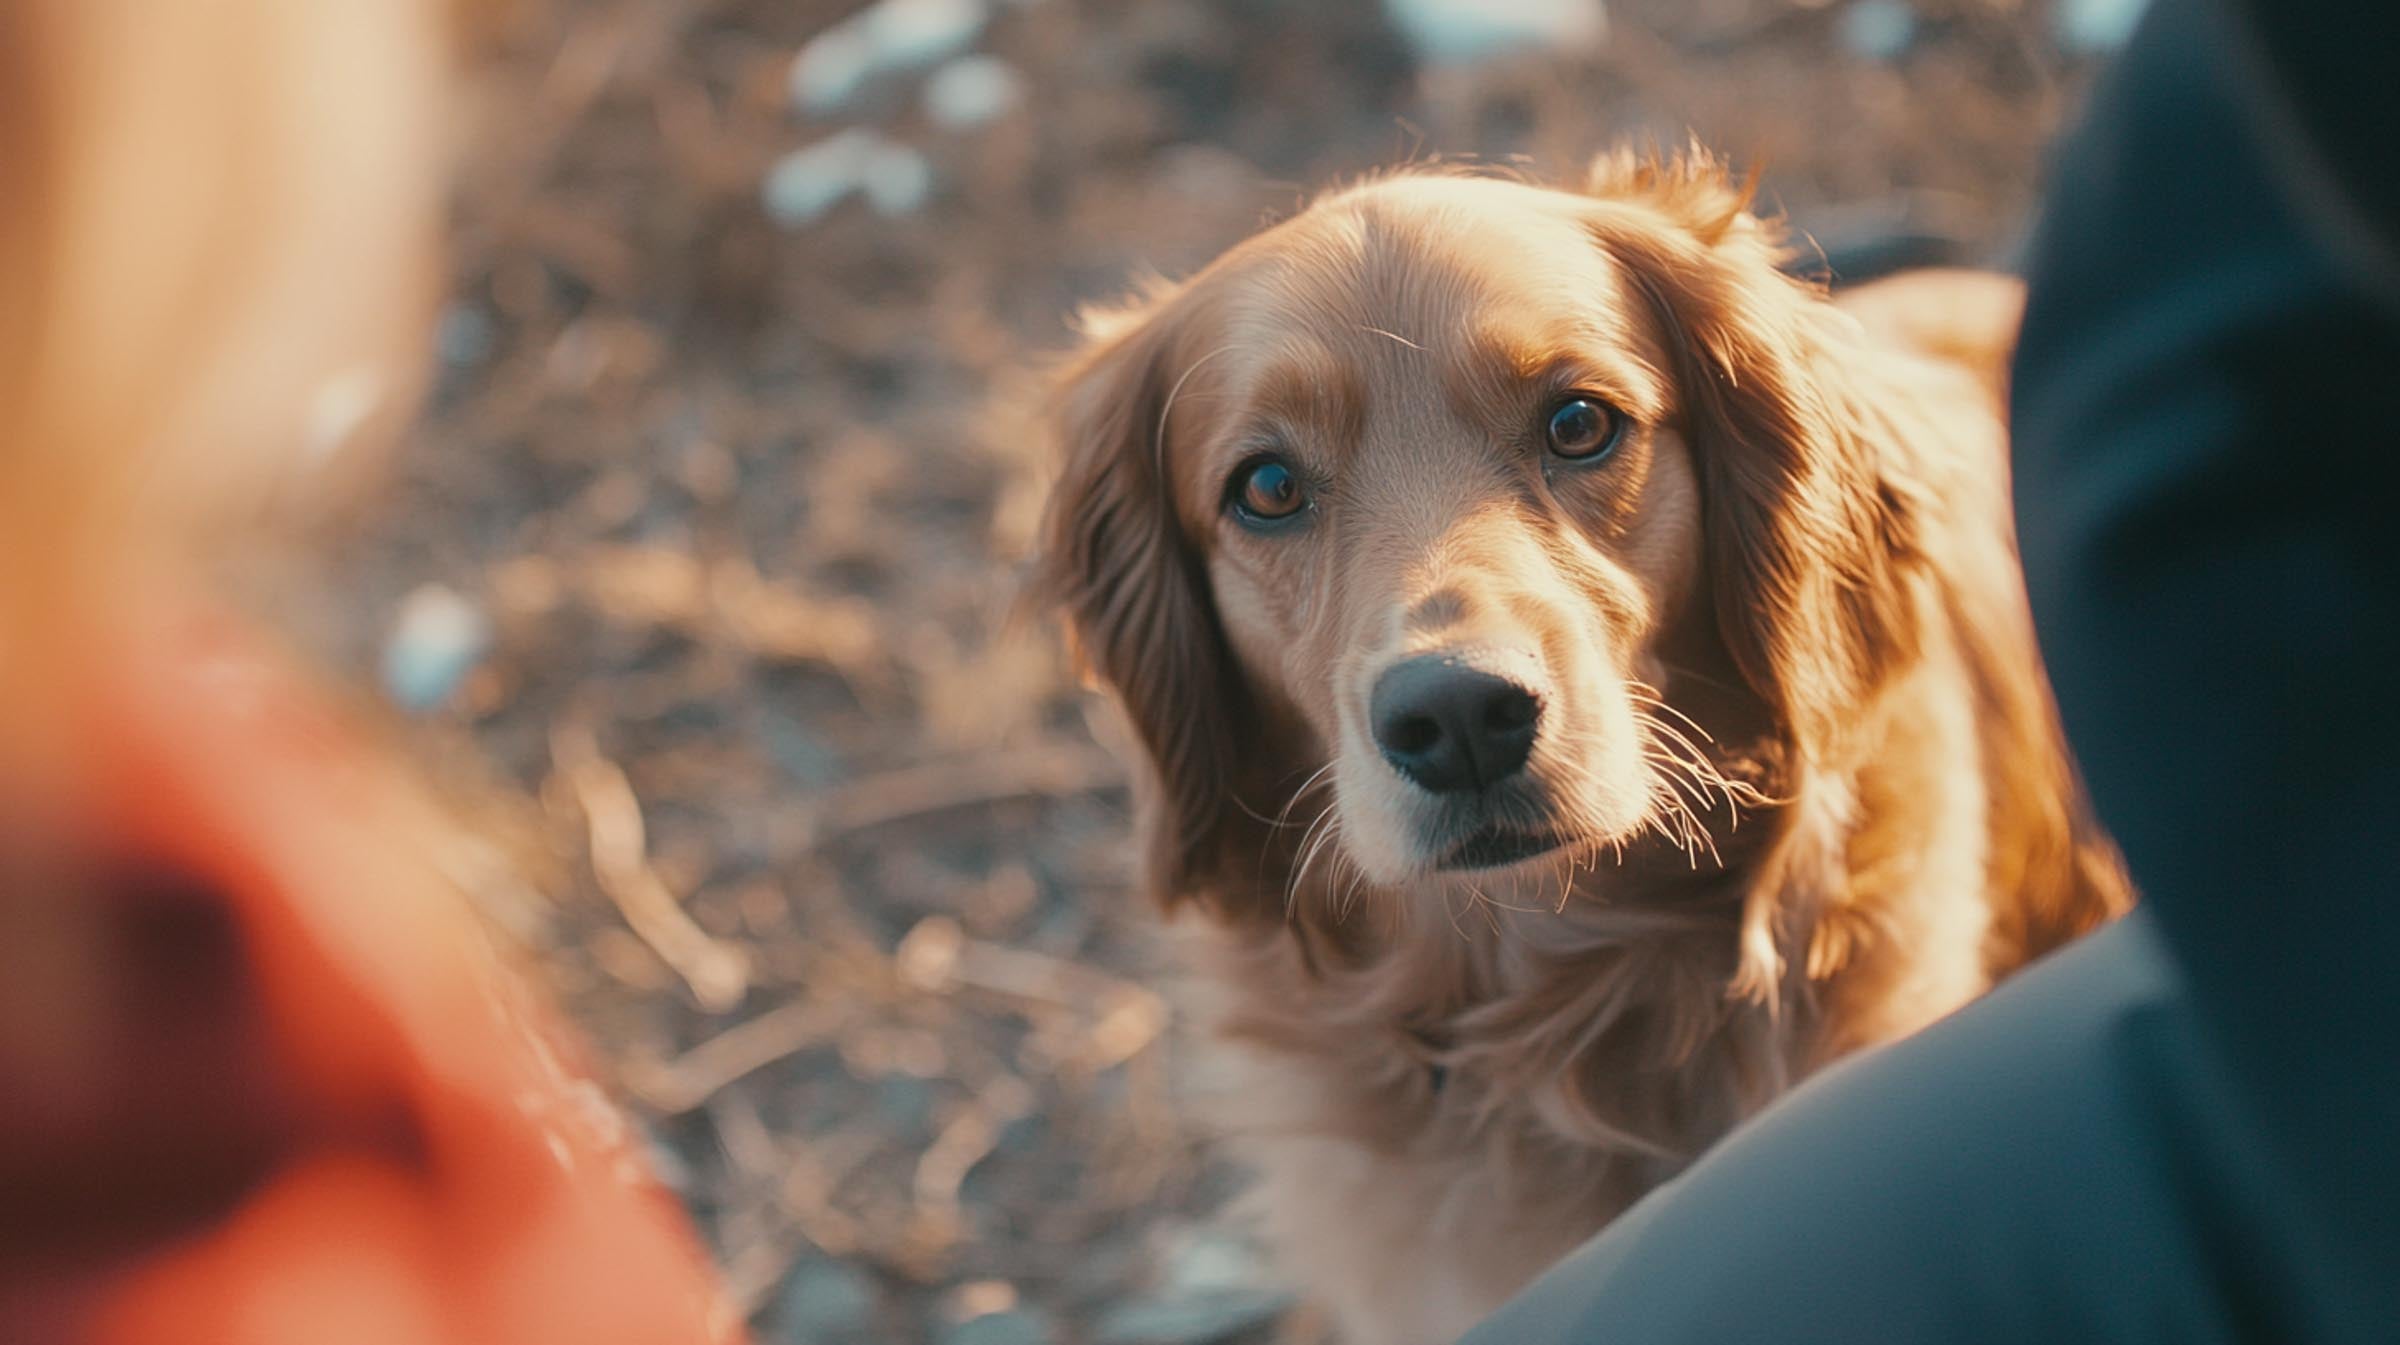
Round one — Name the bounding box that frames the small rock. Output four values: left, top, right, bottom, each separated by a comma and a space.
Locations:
1838, 0, 1916, 62
861, 0, 988, 73
381, 583, 489, 712
761, 128, 879, 226
788, 23, 877, 113
2055, 0, 2149, 55
434, 304, 495, 368
788, 0, 989, 115
924, 54, 1022, 130
941, 1308, 1055, 1345
780, 1259, 878, 1342
861, 141, 935, 216
763, 130, 932, 225
1380, 0, 1606, 67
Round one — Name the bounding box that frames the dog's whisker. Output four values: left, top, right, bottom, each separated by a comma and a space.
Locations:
1620, 752, 1715, 868
1329, 843, 1368, 923
1272, 760, 1341, 832
1641, 749, 1715, 811
1648, 659, 1747, 700
1441, 883, 1475, 941
1232, 788, 1293, 829
1631, 693, 1798, 811
1540, 716, 1731, 869
1469, 883, 1546, 916
1643, 751, 1735, 830
1296, 816, 1340, 895
1626, 682, 1719, 746
1286, 802, 1347, 918
1641, 726, 1718, 783
1303, 817, 1366, 925
1621, 694, 1775, 821
1633, 713, 1725, 783
1533, 756, 1607, 842
1631, 711, 1768, 848
1476, 896, 1505, 936
1648, 765, 1721, 868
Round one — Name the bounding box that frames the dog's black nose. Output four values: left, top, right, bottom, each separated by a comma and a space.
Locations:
1370, 656, 1541, 794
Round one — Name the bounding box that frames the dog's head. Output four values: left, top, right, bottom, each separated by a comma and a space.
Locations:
1036, 151, 1922, 917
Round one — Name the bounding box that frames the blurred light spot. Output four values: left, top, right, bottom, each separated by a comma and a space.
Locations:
862, 141, 935, 216
864, 0, 988, 72
943, 1282, 1057, 1344
762, 128, 879, 226
381, 582, 490, 712
2056, 0, 2150, 55
1381, 0, 1607, 66
948, 1280, 1019, 1321
925, 54, 1022, 130
761, 129, 939, 226
302, 366, 386, 468
788, 0, 990, 115
789, 23, 877, 113
1839, 0, 1917, 62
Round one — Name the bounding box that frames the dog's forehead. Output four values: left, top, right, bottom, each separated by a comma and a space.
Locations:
1174, 180, 1663, 440
1159, 176, 1675, 523
1206, 179, 1658, 401
1285, 180, 1629, 326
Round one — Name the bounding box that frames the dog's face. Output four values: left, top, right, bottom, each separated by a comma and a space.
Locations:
1041, 157, 1919, 912
1170, 177, 1708, 886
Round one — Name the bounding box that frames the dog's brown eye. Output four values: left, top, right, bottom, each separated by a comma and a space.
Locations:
1230, 457, 1308, 524
1545, 396, 1624, 461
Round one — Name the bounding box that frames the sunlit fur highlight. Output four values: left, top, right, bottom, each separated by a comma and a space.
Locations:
1034, 147, 2130, 1345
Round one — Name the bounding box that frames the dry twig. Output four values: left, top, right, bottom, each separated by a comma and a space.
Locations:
552, 721, 752, 1011
795, 741, 1125, 851
628, 993, 845, 1113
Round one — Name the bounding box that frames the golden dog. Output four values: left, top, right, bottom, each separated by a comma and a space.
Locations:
1035, 150, 2128, 1343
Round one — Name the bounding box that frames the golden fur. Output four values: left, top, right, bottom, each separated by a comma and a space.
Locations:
1035, 150, 2128, 1344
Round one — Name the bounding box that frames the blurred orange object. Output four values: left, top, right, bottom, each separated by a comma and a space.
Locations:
0, 596, 742, 1345
0, 1, 743, 1341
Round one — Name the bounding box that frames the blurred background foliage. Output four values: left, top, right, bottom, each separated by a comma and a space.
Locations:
330, 1, 2137, 1340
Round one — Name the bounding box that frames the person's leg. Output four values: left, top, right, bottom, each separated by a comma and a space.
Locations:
1462, 912, 2326, 1344
2011, 0, 2400, 1323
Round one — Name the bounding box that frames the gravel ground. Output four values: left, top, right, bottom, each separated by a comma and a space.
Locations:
331, 2, 2117, 1340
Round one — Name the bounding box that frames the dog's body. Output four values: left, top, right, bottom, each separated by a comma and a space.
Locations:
1037, 155, 2126, 1344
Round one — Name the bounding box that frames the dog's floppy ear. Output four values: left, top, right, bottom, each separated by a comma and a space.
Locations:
1032, 285, 1259, 912
1583, 149, 1925, 767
